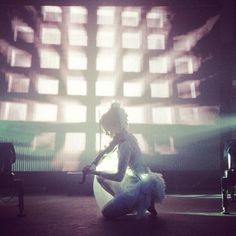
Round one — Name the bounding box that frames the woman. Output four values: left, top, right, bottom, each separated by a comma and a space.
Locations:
84, 103, 165, 219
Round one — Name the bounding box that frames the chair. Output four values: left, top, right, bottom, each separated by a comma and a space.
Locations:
0, 142, 24, 216
221, 140, 236, 214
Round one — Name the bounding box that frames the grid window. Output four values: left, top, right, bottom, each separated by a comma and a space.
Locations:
123, 53, 142, 72
123, 81, 143, 97
97, 7, 116, 25
36, 76, 59, 95
10, 48, 32, 68
122, 8, 141, 27
96, 77, 115, 96
178, 107, 199, 124
173, 36, 191, 51
69, 6, 87, 24
147, 34, 165, 50
34, 103, 58, 122
63, 104, 87, 123
67, 76, 87, 96
7, 73, 30, 93
146, 9, 164, 28
122, 31, 141, 49
177, 80, 200, 98
125, 106, 146, 124
152, 107, 174, 124
42, 6, 62, 22
150, 80, 170, 98
32, 133, 56, 150
175, 57, 194, 74
40, 49, 60, 69
64, 133, 86, 153
96, 28, 115, 48
68, 27, 87, 46
14, 24, 34, 43
0, 102, 27, 121
149, 56, 168, 73
68, 50, 87, 70
41, 26, 61, 45
96, 51, 116, 71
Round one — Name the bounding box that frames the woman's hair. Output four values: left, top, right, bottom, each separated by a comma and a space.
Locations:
99, 103, 128, 134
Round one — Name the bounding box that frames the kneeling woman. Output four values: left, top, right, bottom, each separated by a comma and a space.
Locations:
84, 103, 166, 219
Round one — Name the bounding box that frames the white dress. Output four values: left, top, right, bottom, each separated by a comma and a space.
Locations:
93, 131, 166, 218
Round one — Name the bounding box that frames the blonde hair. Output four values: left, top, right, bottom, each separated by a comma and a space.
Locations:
99, 103, 128, 134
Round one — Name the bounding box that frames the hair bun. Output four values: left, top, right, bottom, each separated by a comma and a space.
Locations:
111, 102, 120, 109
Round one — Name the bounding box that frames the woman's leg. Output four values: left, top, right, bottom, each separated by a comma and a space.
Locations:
102, 194, 133, 219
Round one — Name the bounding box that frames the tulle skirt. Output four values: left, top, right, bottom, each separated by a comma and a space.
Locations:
93, 170, 166, 218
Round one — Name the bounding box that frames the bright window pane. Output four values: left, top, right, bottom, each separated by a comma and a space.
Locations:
67, 76, 87, 95
122, 8, 141, 27
96, 51, 115, 71
68, 27, 87, 46
122, 31, 141, 49
173, 36, 191, 51
97, 7, 115, 25
175, 57, 194, 74
7, 73, 30, 93
96, 77, 115, 96
147, 34, 165, 50
69, 6, 87, 24
37, 76, 59, 95
125, 106, 146, 124
96, 28, 115, 48
149, 56, 168, 73
64, 105, 86, 122
64, 133, 86, 153
32, 133, 55, 150
150, 80, 170, 98
34, 103, 58, 122
41, 26, 61, 45
40, 49, 60, 69
179, 107, 199, 124
146, 8, 165, 28
14, 24, 34, 43
10, 48, 31, 68
42, 6, 62, 22
152, 107, 174, 124
123, 53, 142, 72
177, 80, 200, 98
123, 81, 143, 97
0, 102, 27, 121
68, 50, 87, 70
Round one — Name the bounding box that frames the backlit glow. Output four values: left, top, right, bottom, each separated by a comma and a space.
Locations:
63, 104, 87, 122
64, 132, 86, 153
